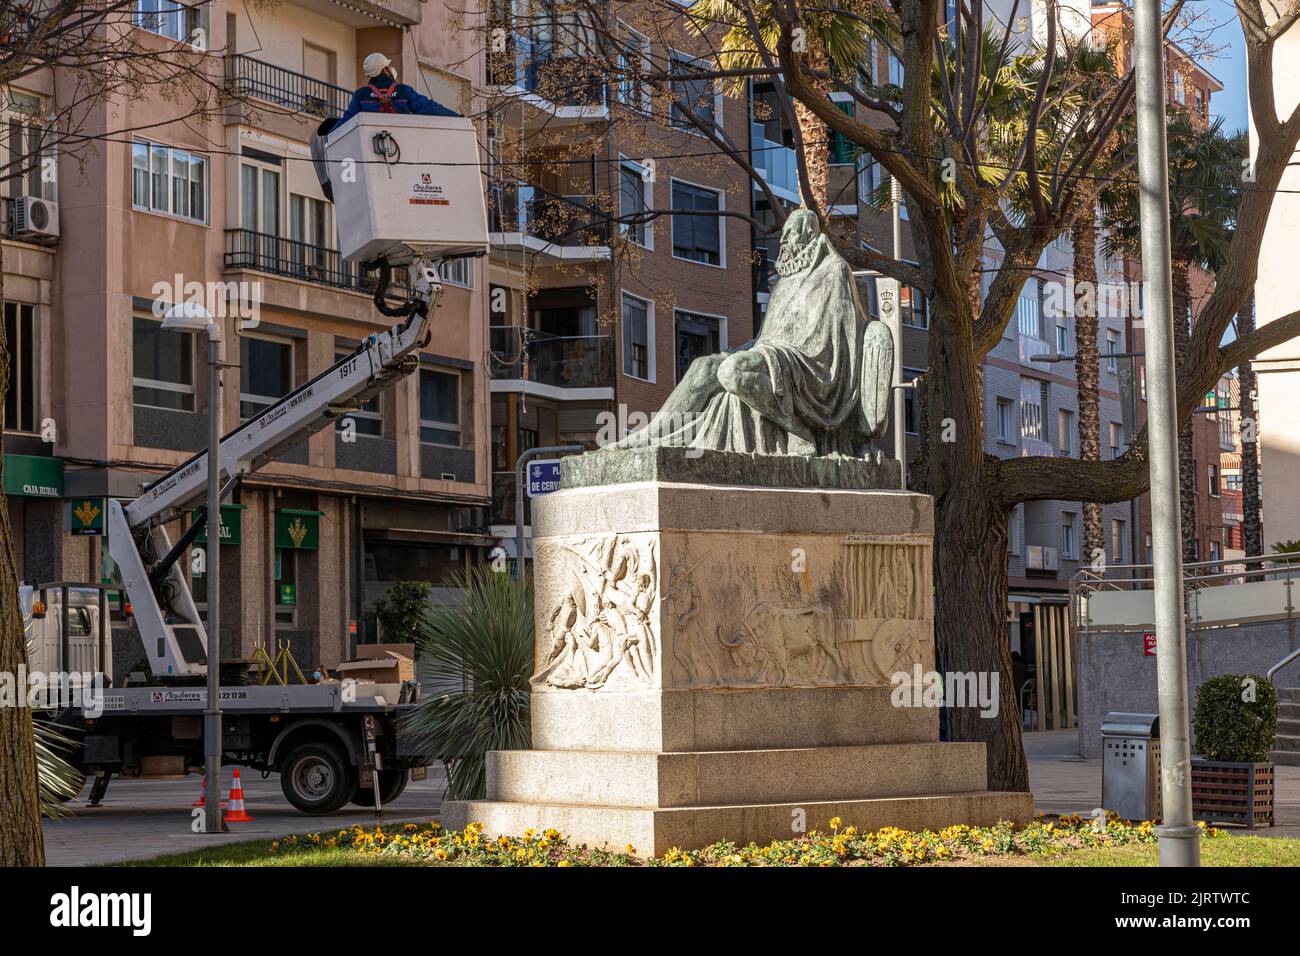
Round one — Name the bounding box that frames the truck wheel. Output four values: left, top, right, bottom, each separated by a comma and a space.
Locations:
280, 743, 355, 815
349, 769, 409, 807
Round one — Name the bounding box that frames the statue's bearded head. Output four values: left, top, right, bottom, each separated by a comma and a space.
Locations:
774, 209, 824, 277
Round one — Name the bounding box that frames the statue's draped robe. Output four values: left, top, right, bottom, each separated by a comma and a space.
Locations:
617, 243, 870, 456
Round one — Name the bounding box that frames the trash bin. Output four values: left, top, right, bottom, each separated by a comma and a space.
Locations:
1101, 712, 1162, 822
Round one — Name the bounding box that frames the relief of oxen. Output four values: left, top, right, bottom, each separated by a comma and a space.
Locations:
717, 602, 843, 686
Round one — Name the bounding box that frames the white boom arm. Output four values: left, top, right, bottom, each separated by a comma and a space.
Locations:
108, 262, 444, 678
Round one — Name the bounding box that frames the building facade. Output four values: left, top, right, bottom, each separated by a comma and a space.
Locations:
5, 0, 495, 674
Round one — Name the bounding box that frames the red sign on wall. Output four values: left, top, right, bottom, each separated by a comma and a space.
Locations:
1143, 632, 1157, 656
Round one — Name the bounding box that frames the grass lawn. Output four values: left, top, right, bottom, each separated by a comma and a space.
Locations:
123, 819, 1300, 868
1030, 835, 1300, 867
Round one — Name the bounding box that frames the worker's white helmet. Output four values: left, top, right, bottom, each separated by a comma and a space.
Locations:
363, 52, 393, 79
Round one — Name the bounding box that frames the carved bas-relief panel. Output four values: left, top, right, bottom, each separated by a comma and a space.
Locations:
532, 529, 934, 693
532, 535, 659, 692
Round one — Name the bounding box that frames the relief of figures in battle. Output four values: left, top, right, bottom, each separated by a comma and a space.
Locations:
533, 536, 658, 691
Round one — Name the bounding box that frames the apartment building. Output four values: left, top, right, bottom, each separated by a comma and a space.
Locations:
3, 0, 495, 672
1253, 11, 1300, 548
484, 2, 754, 554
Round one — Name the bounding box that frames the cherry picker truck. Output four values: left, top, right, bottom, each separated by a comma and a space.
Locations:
39, 112, 489, 815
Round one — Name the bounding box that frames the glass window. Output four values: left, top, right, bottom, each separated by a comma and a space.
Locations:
133, 315, 194, 411
441, 256, 473, 288
620, 161, 649, 247
1062, 515, 1077, 559
132, 139, 207, 222
622, 294, 650, 379
420, 368, 460, 446
3, 302, 36, 431
1111, 519, 1126, 563
240, 335, 293, 420
1057, 409, 1073, 456
670, 51, 717, 129
617, 28, 651, 112
1106, 329, 1120, 372
671, 181, 721, 265
900, 285, 929, 329
135, 0, 201, 45
828, 100, 856, 165
1208, 464, 1220, 496
996, 397, 1014, 442
674, 310, 721, 383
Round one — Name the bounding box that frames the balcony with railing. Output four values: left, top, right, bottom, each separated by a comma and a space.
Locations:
489, 183, 611, 260
487, 30, 607, 123
223, 229, 411, 298
225, 54, 351, 120
751, 121, 800, 203
490, 326, 613, 392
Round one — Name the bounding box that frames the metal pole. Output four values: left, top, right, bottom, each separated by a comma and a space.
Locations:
1133, 0, 1199, 866
204, 333, 224, 834
891, 176, 906, 489
514, 444, 583, 581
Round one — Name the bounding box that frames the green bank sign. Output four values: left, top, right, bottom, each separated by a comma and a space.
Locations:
192, 504, 245, 545
3, 455, 63, 498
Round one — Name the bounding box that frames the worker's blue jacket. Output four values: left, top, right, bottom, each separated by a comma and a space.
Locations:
339, 75, 460, 123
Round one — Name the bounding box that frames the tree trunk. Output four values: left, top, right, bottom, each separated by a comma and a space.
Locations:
793, 47, 830, 213
1237, 292, 1263, 558
0, 241, 45, 866
924, 285, 1029, 793
1072, 214, 1104, 563
1171, 258, 1198, 564
933, 487, 1029, 792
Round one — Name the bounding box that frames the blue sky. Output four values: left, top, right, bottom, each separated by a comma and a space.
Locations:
1204, 3, 1249, 132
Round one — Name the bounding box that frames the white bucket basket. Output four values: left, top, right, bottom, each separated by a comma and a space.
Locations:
323, 113, 489, 266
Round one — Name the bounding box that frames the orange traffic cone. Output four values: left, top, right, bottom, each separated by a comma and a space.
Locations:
224, 768, 255, 823
192, 775, 226, 809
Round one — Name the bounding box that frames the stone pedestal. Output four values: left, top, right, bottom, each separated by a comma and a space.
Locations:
441, 470, 1033, 855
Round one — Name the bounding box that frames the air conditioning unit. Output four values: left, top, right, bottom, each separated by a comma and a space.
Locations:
1027, 546, 1060, 572
14, 196, 58, 241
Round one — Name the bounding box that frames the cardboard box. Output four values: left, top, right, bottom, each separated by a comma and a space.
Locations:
336, 645, 416, 684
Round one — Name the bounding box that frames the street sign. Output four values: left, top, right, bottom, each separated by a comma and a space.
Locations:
1143, 632, 1157, 656
526, 459, 563, 498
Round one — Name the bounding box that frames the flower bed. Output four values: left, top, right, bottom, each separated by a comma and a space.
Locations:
267, 813, 1221, 867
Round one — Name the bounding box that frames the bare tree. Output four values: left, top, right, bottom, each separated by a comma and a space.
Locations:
0, 0, 267, 866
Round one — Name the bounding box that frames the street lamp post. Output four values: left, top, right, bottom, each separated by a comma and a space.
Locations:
1133, 0, 1200, 866
163, 301, 226, 834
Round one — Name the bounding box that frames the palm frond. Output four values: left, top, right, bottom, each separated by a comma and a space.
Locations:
401, 566, 534, 801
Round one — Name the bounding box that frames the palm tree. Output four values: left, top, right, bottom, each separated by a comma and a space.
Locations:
1102, 114, 1244, 563
402, 566, 534, 801
1236, 293, 1263, 558
687, 0, 872, 216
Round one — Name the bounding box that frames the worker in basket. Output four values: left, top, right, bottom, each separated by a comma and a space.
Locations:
339, 52, 460, 122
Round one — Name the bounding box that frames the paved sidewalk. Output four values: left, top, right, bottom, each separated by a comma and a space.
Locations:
1025, 729, 1300, 838
43, 733, 1300, 865
42, 769, 448, 867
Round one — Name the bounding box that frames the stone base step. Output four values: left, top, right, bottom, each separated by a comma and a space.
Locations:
441, 791, 1035, 856
1272, 734, 1300, 753
1280, 687, 1300, 704
1271, 750, 1300, 767
486, 742, 988, 808
1279, 702, 1300, 721
1277, 717, 1300, 736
